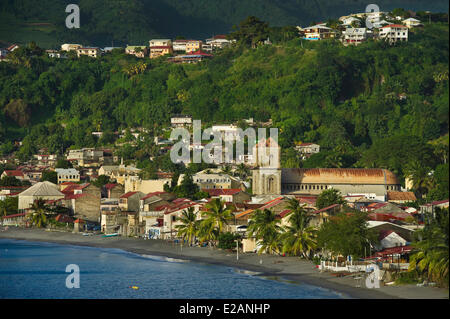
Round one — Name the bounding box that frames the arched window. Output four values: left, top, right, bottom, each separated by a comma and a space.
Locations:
268, 177, 275, 193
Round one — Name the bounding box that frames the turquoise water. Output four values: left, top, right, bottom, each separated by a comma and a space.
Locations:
0, 239, 343, 299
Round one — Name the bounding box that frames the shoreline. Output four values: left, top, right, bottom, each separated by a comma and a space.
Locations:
1, 227, 448, 299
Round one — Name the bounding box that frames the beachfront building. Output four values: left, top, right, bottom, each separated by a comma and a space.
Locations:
18, 181, 65, 210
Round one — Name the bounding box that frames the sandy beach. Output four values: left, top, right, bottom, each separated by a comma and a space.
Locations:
0, 226, 448, 299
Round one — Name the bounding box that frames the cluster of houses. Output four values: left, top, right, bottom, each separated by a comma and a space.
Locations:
2, 121, 448, 269
40, 35, 235, 64
298, 11, 425, 45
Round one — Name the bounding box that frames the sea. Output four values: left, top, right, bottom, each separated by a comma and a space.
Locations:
0, 239, 344, 299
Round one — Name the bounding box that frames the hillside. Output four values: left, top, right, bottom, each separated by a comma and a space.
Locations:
0, 23, 448, 197
0, 0, 448, 47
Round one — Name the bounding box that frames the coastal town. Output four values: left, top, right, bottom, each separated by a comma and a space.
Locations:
0, 6, 448, 298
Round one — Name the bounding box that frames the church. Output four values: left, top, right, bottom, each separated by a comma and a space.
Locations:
252, 138, 401, 198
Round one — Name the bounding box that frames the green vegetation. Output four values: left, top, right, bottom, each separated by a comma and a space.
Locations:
217, 232, 241, 250
0, 17, 448, 202
317, 212, 378, 259
409, 207, 449, 287
315, 189, 345, 209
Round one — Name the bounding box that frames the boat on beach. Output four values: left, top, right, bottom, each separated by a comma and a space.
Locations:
102, 233, 119, 237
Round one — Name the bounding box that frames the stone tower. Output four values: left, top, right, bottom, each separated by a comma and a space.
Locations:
251, 137, 282, 195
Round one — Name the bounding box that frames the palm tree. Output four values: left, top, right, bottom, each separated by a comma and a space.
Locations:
27, 199, 49, 228
409, 209, 449, 286
235, 163, 250, 180
280, 199, 317, 258
247, 209, 282, 255
405, 161, 434, 198
221, 165, 233, 176
202, 198, 234, 234
175, 207, 199, 245
197, 218, 219, 245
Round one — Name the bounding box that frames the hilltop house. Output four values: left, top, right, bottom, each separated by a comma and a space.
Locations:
149, 39, 173, 59
171, 115, 192, 128
302, 24, 336, 40
76, 47, 101, 58
125, 45, 148, 58
295, 143, 320, 159
342, 28, 369, 46
379, 24, 408, 43
402, 17, 423, 28
205, 35, 234, 50
61, 44, 82, 51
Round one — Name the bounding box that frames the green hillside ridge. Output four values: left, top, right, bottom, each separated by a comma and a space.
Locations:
0, 0, 448, 47
0, 21, 448, 203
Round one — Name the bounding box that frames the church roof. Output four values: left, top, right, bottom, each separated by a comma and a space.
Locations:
281, 168, 400, 185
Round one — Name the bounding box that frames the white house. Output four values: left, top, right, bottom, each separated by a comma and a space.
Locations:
402, 18, 422, 28
342, 28, 368, 46
379, 24, 408, 43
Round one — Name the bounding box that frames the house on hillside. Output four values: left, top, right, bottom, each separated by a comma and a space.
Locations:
149, 39, 173, 59
302, 24, 336, 40
402, 17, 423, 28
125, 45, 148, 58
295, 143, 320, 159
378, 24, 408, 43
342, 28, 369, 46
76, 47, 101, 58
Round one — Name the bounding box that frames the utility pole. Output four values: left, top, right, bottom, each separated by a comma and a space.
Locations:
236, 239, 239, 261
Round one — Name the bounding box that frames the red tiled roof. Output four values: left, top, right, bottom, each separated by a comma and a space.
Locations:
120, 191, 138, 199
313, 204, 340, 214
142, 192, 168, 200
55, 214, 74, 223
278, 209, 292, 219
1, 213, 26, 219
3, 170, 24, 177
387, 191, 416, 201
431, 199, 449, 206
381, 24, 407, 28
104, 183, 119, 190
203, 188, 242, 196
150, 46, 171, 49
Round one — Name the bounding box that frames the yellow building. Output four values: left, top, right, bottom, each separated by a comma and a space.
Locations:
76, 47, 100, 58
55, 168, 80, 184
185, 40, 202, 53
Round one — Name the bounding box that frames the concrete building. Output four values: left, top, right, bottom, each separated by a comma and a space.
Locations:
171, 115, 193, 128
55, 168, 80, 184
342, 28, 368, 46
379, 24, 408, 43
76, 47, 101, 58
61, 44, 82, 51
295, 143, 320, 159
